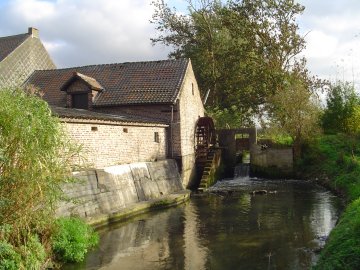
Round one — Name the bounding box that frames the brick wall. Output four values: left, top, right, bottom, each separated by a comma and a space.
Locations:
62, 119, 167, 168
0, 35, 55, 88
178, 63, 205, 156
94, 101, 183, 157
94, 61, 205, 187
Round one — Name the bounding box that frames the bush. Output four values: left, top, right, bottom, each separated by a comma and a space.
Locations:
0, 235, 46, 270
20, 235, 47, 270
52, 217, 98, 263
322, 81, 359, 134
0, 87, 81, 267
0, 241, 21, 270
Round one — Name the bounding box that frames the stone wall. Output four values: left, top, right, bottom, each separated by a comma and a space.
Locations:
177, 62, 205, 186
250, 145, 294, 177
56, 160, 183, 220
62, 119, 167, 168
0, 31, 55, 88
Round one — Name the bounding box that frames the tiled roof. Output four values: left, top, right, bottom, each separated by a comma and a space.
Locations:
0, 33, 29, 62
51, 106, 168, 126
61, 72, 104, 91
27, 59, 190, 107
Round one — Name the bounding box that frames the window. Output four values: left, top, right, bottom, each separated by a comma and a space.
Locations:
91, 126, 98, 131
72, 93, 88, 109
154, 132, 159, 143
123, 128, 128, 133
191, 83, 194, 95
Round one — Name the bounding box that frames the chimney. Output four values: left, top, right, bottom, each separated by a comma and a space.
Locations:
28, 27, 39, 38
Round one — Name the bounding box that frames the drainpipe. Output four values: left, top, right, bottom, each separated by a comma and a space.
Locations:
203, 89, 210, 105
170, 105, 174, 158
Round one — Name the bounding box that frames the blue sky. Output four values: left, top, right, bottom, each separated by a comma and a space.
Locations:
1, 0, 360, 88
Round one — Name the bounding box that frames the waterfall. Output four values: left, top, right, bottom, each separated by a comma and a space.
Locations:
234, 163, 250, 179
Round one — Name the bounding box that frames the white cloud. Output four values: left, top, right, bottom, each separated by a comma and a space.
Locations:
304, 30, 338, 58
298, 0, 360, 88
9, 0, 55, 21
0, 0, 167, 67
1, 0, 360, 90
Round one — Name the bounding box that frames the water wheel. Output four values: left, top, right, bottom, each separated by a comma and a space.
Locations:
195, 117, 216, 163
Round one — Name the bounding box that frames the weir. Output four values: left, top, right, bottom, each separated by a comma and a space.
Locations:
233, 163, 250, 179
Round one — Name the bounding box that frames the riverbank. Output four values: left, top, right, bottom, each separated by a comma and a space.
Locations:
299, 134, 360, 269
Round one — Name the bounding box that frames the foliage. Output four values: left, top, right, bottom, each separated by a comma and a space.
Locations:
258, 129, 293, 147
314, 198, 360, 270
151, 0, 306, 115
346, 105, 360, 135
0, 88, 81, 267
0, 240, 21, 270
300, 134, 360, 201
267, 71, 322, 159
0, 233, 46, 270
206, 105, 252, 128
20, 235, 47, 270
322, 81, 359, 134
52, 217, 98, 263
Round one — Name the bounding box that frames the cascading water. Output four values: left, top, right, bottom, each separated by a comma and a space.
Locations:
233, 163, 250, 179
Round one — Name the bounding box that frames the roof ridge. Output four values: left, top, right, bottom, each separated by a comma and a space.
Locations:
31, 58, 189, 72
0, 32, 29, 40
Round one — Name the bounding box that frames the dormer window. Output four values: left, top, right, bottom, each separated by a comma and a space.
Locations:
60, 72, 104, 110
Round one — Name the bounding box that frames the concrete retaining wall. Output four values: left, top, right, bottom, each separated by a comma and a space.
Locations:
250, 145, 293, 177
56, 159, 184, 223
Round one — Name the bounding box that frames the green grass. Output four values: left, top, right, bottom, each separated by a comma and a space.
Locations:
300, 134, 360, 201
299, 134, 360, 269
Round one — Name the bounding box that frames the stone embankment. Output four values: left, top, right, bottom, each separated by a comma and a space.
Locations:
57, 159, 190, 227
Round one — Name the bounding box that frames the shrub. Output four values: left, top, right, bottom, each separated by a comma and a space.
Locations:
52, 217, 98, 263
0, 87, 81, 266
0, 235, 48, 270
322, 81, 359, 134
0, 241, 21, 270
20, 235, 47, 270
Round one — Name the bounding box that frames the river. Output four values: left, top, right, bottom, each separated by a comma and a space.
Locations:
64, 176, 343, 270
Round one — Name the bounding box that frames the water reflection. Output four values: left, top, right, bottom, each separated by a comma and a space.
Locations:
64, 178, 342, 270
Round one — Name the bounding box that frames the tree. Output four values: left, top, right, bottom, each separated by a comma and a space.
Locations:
268, 71, 321, 159
151, 0, 306, 118
0, 88, 81, 267
322, 81, 359, 134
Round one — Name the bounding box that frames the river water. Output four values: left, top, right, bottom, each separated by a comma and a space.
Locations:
64, 176, 343, 270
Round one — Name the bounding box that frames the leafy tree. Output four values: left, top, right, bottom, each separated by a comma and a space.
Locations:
151, 0, 306, 117
268, 71, 321, 159
346, 105, 360, 135
207, 105, 252, 128
322, 81, 359, 134
0, 87, 82, 267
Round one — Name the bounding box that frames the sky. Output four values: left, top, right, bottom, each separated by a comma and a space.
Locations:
0, 0, 360, 88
